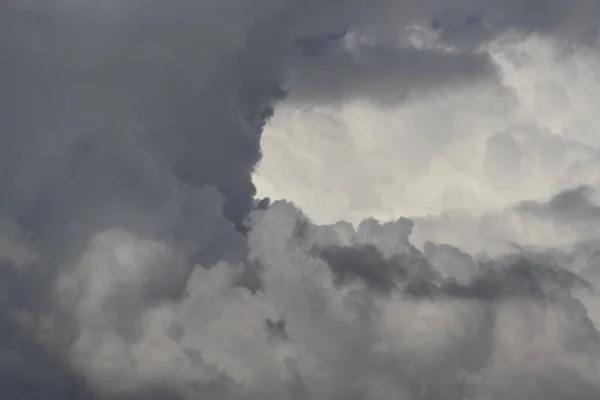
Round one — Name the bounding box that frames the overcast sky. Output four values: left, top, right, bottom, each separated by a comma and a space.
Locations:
3, 1, 600, 399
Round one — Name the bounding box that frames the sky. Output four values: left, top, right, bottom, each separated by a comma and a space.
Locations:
3, 1, 600, 399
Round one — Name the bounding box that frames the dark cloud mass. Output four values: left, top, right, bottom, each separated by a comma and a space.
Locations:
2, 0, 600, 399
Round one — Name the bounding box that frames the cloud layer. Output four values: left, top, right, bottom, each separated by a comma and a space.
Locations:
3, 1, 600, 399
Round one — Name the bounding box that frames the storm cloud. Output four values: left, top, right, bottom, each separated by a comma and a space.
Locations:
2, 0, 600, 399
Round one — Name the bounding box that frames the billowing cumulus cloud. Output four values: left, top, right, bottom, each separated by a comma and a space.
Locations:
3, 0, 600, 399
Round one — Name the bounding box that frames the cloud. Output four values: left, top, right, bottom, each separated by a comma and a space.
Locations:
2, 0, 600, 399
354, 0, 600, 49
285, 41, 498, 105
256, 34, 600, 225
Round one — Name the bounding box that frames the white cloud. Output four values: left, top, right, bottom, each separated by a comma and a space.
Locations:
255, 34, 600, 229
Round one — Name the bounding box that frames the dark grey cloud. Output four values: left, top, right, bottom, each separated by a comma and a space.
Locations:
281, 0, 600, 103
314, 223, 592, 302
518, 185, 600, 222
0, 1, 293, 398
315, 243, 434, 294
285, 43, 498, 104
466, 0, 600, 41
360, 0, 600, 50
514, 185, 600, 246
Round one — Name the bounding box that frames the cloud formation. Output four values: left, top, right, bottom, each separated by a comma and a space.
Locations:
2, 0, 600, 399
